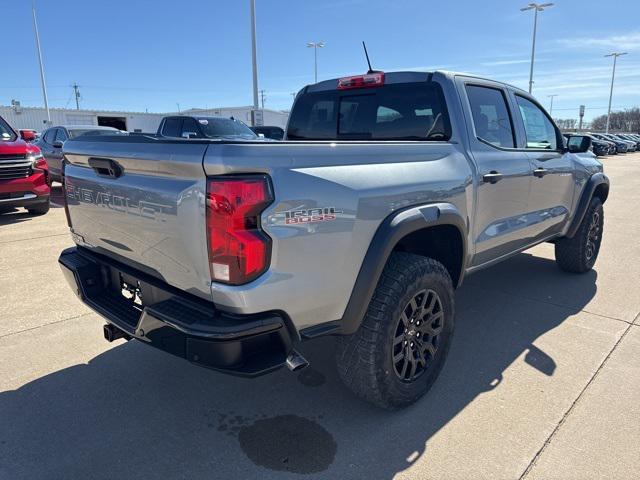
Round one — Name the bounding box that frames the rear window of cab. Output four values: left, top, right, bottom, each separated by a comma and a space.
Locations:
287, 82, 451, 141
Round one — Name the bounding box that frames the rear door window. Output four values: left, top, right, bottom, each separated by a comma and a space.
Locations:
180, 117, 203, 138
161, 117, 181, 137
465, 85, 515, 148
287, 82, 451, 141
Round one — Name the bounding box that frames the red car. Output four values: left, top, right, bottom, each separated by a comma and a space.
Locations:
0, 115, 50, 215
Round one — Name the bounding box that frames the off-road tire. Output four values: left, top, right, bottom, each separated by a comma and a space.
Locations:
555, 197, 603, 273
27, 199, 50, 216
336, 252, 455, 410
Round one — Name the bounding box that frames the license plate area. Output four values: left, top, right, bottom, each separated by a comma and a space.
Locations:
119, 272, 144, 309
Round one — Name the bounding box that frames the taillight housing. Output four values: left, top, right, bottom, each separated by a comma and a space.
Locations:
206, 175, 273, 285
337, 72, 385, 90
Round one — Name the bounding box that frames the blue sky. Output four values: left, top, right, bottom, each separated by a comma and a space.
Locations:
2, 0, 639, 121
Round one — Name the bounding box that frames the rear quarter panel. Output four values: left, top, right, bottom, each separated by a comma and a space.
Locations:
203, 141, 473, 331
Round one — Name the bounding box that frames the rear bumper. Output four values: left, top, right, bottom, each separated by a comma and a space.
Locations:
59, 247, 295, 377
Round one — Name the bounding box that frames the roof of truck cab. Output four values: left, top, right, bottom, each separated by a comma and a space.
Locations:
304, 70, 526, 95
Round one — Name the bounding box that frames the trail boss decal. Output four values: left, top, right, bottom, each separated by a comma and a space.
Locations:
283, 207, 342, 225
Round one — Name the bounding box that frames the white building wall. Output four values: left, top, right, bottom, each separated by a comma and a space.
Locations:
0, 106, 166, 133
1, 105, 289, 133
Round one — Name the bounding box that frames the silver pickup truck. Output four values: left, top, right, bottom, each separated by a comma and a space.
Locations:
59, 70, 609, 409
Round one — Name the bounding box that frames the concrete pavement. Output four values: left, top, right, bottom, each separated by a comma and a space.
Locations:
1, 154, 639, 479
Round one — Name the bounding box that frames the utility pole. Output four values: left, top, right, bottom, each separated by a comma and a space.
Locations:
259, 89, 266, 110
31, 1, 50, 124
72, 83, 81, 110
249, 0, 259, 116
547, 94, 558, 116
520, 3, 554, 94
578, 105, 585, 132
605, 52, 628, 133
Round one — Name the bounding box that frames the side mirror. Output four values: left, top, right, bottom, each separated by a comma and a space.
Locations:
20, 130, 36, 141
566, 135, 591, 153
53, 140, 64, 148
257, 133, 265, 138
182, 132, 198, 139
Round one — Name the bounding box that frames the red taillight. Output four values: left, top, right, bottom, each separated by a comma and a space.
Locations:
206, 175, 273, 285
337, 72, 385, 90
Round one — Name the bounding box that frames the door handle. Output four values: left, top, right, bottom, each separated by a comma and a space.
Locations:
482, 171, 503, 184
533, 167, 549, 178
88, 157, 123, 178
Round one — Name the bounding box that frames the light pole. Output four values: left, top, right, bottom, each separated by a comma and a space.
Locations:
249, 0, 259, 113
605, 52, 627, 133
547, 94, 558, 116
520, 3, 554, 94
31, 1, 50, 124
307, 41, 325, 83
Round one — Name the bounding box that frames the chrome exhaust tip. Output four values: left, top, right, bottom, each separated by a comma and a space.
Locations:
285, 350, 309, 372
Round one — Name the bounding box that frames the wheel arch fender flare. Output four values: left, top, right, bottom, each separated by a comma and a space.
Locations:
566, 172, 610, 239
337, 202, 468, 336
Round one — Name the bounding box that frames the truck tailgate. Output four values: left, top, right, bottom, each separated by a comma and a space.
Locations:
63, 137, 212, 300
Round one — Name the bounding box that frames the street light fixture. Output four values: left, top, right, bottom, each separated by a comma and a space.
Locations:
604, 52, 628, 133
547, 94, 558, 116
307, 41, 325, 83
520, 2, 554, 94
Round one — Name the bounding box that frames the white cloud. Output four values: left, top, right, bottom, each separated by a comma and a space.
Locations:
481, 59, 533, 66
559, 32, 640, 51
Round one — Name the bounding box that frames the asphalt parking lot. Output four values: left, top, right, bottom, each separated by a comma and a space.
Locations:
1, 153, 639, 480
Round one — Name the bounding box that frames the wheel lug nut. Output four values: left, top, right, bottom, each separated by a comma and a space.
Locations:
404, 340, 408, 345
416, 332, 420, 337
410, 342, 414, 347
416, 320, 421, 326
410, 319, 414, 323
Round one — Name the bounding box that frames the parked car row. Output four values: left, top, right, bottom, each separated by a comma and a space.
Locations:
587, 132, 640, 155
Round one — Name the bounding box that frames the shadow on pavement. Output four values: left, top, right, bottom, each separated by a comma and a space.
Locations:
0, 210, 34, 227
0, 253, 597, 479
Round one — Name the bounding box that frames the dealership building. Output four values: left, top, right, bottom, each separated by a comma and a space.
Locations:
0, 104, 289, 133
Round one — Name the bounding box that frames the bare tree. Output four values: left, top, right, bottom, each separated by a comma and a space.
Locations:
555, 118, 577, 130
591, 107, 640, 132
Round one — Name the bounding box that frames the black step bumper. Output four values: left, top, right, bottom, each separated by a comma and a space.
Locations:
59, 247, 295, 377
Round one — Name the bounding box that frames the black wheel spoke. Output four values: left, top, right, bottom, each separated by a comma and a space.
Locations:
400, 357, 409, 379
393, 348, 405, 363
425, 291, 437, 315
392, 288, 444, 383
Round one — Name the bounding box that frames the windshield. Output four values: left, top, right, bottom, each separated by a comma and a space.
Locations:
197, 118, 257, 139
0, 116, 17, 142
287, 81, 451, 141
69, 129, 124, 139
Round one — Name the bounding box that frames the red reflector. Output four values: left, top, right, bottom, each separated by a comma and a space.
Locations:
337, 72, 385, 90
206, 176, 273, 285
